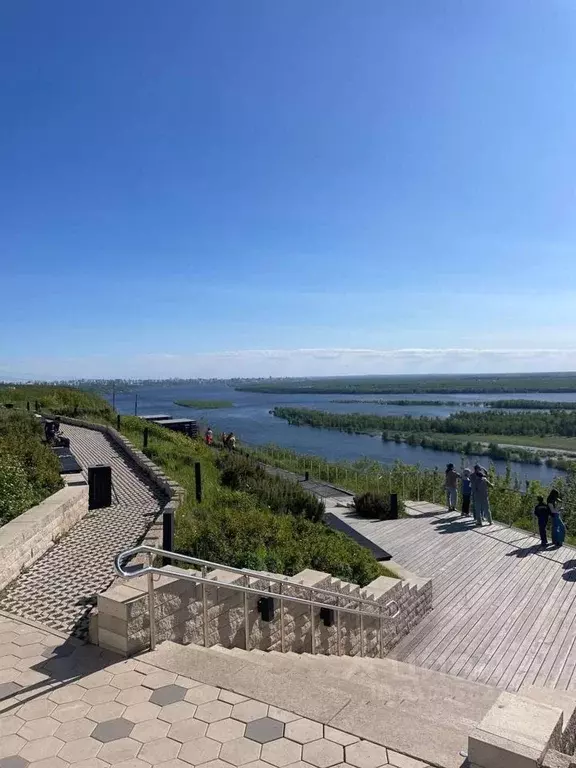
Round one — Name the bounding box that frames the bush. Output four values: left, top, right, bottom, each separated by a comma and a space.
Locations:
0, 455, 35, 525
354, 491, 401, 520
217, 452, 325, 523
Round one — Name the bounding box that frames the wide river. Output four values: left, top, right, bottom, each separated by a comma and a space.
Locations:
108, 385, 576, 484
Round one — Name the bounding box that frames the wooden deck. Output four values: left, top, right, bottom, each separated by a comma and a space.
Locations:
330, 500, 576, 692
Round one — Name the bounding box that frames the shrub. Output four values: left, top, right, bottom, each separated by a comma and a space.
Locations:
354, 491, 401, 520
0, 455, 35, 525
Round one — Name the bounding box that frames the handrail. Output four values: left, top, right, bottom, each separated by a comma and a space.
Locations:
114, 545, 401, 658
115, 544, 391, 612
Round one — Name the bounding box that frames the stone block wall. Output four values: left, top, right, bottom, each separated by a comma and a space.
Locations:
0, 484, 88, 592
96, 563, 432, 659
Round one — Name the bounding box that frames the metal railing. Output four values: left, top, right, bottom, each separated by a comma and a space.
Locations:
115, 545, 400, 658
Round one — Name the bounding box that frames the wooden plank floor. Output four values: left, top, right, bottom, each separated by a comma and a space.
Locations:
329, 500, 576, 692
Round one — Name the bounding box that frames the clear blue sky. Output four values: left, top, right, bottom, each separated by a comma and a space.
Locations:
2, 0, 576, 379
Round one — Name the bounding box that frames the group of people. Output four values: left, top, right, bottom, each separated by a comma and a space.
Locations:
534, 490, 565, 548
204, 427, 236, 450
445, 463, 493, 526
43, 417, 70, 448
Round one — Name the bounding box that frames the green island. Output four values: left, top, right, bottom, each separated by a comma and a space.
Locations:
236, 372, 576, 395
486, 399, 576, 410
331, 399, 464, 406
0, 385, 391, 585
174, 399, 233, 409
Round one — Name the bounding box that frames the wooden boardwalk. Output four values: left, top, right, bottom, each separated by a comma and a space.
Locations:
330, 500, 576, 692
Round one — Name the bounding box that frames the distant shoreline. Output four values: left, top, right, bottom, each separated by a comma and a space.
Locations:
174, 399, 233, 409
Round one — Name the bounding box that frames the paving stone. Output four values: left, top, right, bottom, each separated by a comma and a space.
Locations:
195, 701, 232, 724
0, 715, 24, 737
88, 701, 126, 723
244, 762, 286, 768
78, 673, 112, 691
158, 701, 198, 724
124, 701, 161, 723
245, 718, 284, 744
168, 718, 208, 743
13, 645, 47, 660
218, 691, 247, 705
139, 737, 181, 764
0, 656, 19, 671
12, 633, 47, 647
111, 672, 146, 691
150, 685, 187, 707
231, 701, 269, 724
20, 737, 64, 763
49, 685, 86, 705
302, 740, 344, 768
131, 718, 170, 743
92, 717, 134, 742
174, 676, 201, 691
323, 729, 359, 747
72, 759, 110, 768
26, 759, 68, 768
386, 753, 429, 768
82, 686, 118, 705
18, 717, 59, 741
52, 702, 91, 723
142, 672, 178, 690
283, 763, 316, 768
18, 699, 57, 722
206, 718, 245, 743
219, 738, 261, 766
197, 762, 236, 768
184, 685, 220, 705
285, 720, 323, 745
42, 645, 75, 660
117, 687, 153, 706
345, 742, 389, 768
0, 758, 29, 768
115, 761, 149, 768
58, 737, 102, 762
0, 736, 26, 760
98, 737, 141, 764
179, 736, 221, 765
260, 739, 302, 767
267, 708, 300, 724
54, 719, 96, 742
154, 761, 190, 768
0, 682, 23, 699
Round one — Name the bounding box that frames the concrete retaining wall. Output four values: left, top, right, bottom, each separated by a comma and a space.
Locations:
96, 564, 432, 658
0, 483, 88, 592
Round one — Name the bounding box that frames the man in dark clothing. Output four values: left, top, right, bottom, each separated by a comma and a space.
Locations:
534, 496, 550, 547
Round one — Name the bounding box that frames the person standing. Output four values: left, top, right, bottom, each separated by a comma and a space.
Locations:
547, 489, 566, 547
445, 463, 461, 512
534, 496, 550, 547
471, 464, 493, 525
461, 469, 472, 517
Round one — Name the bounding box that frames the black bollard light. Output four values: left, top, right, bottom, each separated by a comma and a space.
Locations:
162, 509, 174, 566
143, 427, 149, 449
389, 493, 399, 520
195, 462, 202, 503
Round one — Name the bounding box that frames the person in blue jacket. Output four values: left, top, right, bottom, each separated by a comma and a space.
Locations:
547, 489, 566, 548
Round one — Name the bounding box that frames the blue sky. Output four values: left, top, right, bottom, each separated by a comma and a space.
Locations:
2, 0, 576, 379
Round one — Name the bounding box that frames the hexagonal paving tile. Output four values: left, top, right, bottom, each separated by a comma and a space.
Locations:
231, 701, 269, 724
98, 737, 141, 764
18, 699, 57, 722
131, 718, 170, 744
82, 686, 119, 705
195, 701, 232, 724
156, 761, 196, 768
0, 682, 23, 699
114, 760, 149, 768
302, 740, 344, 768
0, 655, 19, 671
178, 736, 221, 765
183, 685, 220, 705
150, 685, 187, 707
92, 718, 134, 743
42, 643, 76, 660
88, 702, 126, 723
0, 757, 29, 768
78, 672, 113, 690
141, 672, 177, 690
110, 672, 146, 691
71, 760, 109, 768
12, 644, 47, 659
0, 715, 24, 737
59, 736, 102, 762
386, 751, 430, 768
245, 718, 284, 744
206, 718, 245, 743
323, 728, 359, 747
168, 717, 208, 743
219, 737, 261, 766
48, 684, 86, 705
345, 741, 389, 768
52, 701, 91, 723
117, 687, 152, 706
157, 701, 198, 724
285, 720, 323, 745
18, 717, 59, 741
267, 708, 300, 724
54, 718, 96, 742
0, 735, 26, 760
138, 737, 180, 764
175, 676, 201, 690
26, 758, 68, 768
260, 738, 302, 767
13, 632, 47, 646
124, 701, 161, 724
20, 737, 64, 762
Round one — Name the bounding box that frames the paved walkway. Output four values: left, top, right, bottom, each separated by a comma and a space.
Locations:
328, 499, 576, 693
0, 613, 419, 768
0, 425, 166, 639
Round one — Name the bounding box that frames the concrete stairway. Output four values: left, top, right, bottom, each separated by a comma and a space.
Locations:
144, 640, 502, 768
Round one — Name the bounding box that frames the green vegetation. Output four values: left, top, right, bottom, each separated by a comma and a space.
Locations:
487, 399, 576, 410
0, 385, 113, 419
332, 399, 463, 406
353, 492, 401, 520
175, 399, 233, 409
236, 372, 576, 395
0, 410, 63, 525
1, 385, 389, 586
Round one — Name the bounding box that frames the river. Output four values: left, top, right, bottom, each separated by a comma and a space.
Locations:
107, 385, 576, 484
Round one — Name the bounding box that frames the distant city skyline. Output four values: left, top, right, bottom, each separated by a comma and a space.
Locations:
2, 1, 575, 377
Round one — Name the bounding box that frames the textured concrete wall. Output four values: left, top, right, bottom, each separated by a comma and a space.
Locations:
96, 564, 432, 658
0, 484, 88, 592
